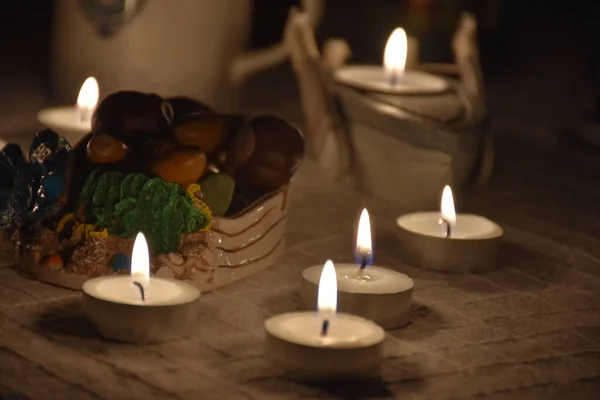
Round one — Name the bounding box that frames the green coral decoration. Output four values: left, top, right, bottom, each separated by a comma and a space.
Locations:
78, 170, 211, 254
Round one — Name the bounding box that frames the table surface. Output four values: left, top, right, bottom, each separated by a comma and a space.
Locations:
1, 36, 600, 397
1, 143, 600, 400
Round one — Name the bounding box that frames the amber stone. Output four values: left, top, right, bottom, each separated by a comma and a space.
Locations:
86, 134, 128, 164
173, 113, 233, 155
91, 91, 169, 152
234, 115, 304, 193
149, 146, 207, 187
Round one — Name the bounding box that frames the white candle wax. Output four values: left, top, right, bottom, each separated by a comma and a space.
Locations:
264, 311, 385, 380
395, 213, 503, 273
396, 185, 502, 272
37, 107, 91, 145
83, 276, 198, 306
301, 208, 413, 329
266, 260, 385, 380
397, 212, 502, 239
335, 66, 449, 94
83, 233, 200, 343
83, 276, 200, 343
266, 312, 384, 348
301, 264, 413, 329
303, 263, 412, 294
334, 27, 448, 94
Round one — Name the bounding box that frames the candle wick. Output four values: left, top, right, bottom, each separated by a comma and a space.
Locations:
358, 258, 368, 279
439, 218, 452, 238
133, 281, 145, 301
321, 319, 330, 337
390, 69, 398, 87
77, 106, 94, 124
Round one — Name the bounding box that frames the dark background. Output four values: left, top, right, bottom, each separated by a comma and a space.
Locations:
0, 0, 599, 148
0, 0, 598, 95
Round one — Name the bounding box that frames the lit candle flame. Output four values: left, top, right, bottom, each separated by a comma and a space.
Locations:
76, 77, 99, 123
384, 28, 408, 85
131, 232, 150, 287
441, 185, 457, 230
77, 77, 99, 109
355, 208, 373, 265
317, 260, 337, 314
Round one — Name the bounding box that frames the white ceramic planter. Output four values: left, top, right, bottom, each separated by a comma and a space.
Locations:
157, 187, 290, 291
16, 187, 290, 292
337, 84, 485, 211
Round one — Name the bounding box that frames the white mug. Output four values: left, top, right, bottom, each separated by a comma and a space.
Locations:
52, 0, 324, 110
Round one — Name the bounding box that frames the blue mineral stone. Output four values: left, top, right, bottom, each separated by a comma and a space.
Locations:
110, 253, 131, 272
26, 129, 72, 222
0, 130, 72, 228
39, 172, 67, 204
29, 129, 71, 176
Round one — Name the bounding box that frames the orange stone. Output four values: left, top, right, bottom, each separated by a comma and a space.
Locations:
173, 114, 229, 154
86, 134, 128, 164
149, 146, 207, 187
41, 254, 64, 271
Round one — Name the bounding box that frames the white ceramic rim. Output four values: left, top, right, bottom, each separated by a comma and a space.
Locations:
302, 263, 414, 294
396, 212, 504, 240
83, 275, 200, 306
334, 65, 450, 94
265, 311, 385, 349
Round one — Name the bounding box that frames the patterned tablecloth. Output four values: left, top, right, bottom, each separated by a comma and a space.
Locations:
1, 147, 600, 400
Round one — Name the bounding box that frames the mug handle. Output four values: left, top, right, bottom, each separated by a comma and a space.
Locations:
230, 0, 325, 86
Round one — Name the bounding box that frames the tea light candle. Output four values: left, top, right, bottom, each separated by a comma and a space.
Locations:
83, 232, 200, 343
301, 209, 413, 329
396, 185, 503, 272
265, 260, 385, 381
334, 28, 449, 94
37, 77, 99, 146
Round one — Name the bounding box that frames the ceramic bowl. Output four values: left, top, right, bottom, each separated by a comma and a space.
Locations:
9, 110, 300, 293
15, 186, 290, 292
